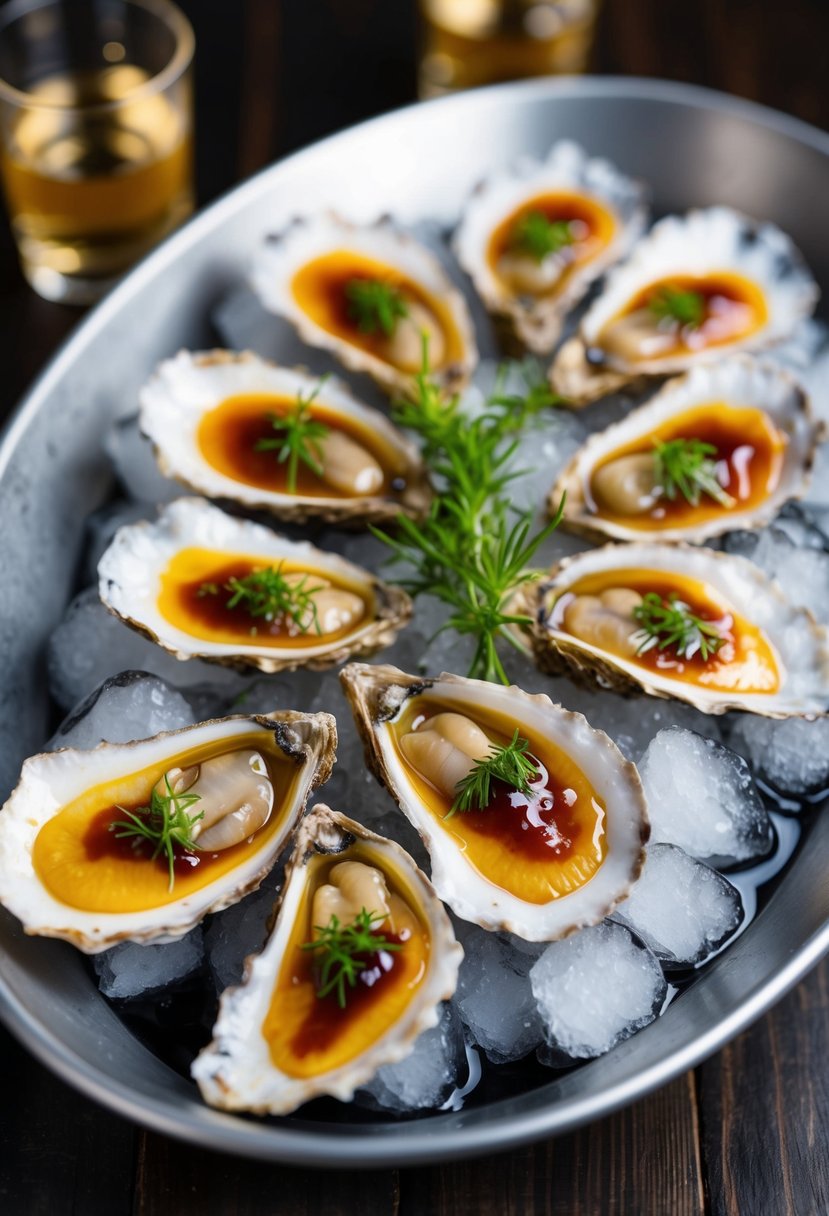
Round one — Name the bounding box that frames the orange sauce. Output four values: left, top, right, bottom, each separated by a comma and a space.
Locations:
263, 847, 431, 1078
553, 568, 780, 694
589, 402, 786, 530
32, 733, 298, 913
290, 249, 465, 371
196, 392, 406, 499
390, 696, 607, 904
487, 189, 616, 295
156, 548, 371, 649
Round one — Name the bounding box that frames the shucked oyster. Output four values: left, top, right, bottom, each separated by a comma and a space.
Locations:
525, 543, 829, 717
0, 711, 336, 951
554, 356, 821, 544
250, 214, 478, 398
192, 804, 461, 1114
140, 350, 431, 526
98, 497, 411, 673
550, 207, 819, 405
341, 664, 648, 941
454, 140, 648, 354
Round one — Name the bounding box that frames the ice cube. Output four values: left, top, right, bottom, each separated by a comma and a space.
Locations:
721, 525, 829, 623
728, 714, 829, 797
355, 1001, 466, 1113
93, 928, 205, 1000
204, 869, 283, 991
48, 671, 196, 750
614, 844, 744, 967
639, 727, 773, 866
530, 920, 666, 1062
454, 922, 544, 1063
104, 415, 181, 505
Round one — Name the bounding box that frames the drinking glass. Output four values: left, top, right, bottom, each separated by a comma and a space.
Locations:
0, 0, 194, 303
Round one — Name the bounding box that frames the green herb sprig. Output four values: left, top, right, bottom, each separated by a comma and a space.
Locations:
632, 592, 725, 662
198, 564, 324, 635
511, 211, 575, 262
345, 278, 409, 337
301, 908, 402, 1009
110, 775, 203, 892
648, 285, 706, 329
255, 382, 330, 494
653, 437, 736, 509
448, 730, 540, 818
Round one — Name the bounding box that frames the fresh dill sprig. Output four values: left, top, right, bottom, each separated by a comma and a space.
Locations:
345, 278, 409, 337
648, 284, 706, 329
110, 775, 203, 892
198, 564, 324, 635
373, 340, 566, 684
511, 210, 575, 262
448, 730, 540, 818
632, 592, 725, 662
300, 908, 402, 1009
653, 437, 736, 508
254, 382, 330, 494
488, 360, 567, 428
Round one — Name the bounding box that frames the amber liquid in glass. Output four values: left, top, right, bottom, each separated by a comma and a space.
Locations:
1, 65, 192, 297
419, 0, 600, 97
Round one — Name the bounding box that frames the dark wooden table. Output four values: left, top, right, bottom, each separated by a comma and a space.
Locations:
1, 2, 828, 1212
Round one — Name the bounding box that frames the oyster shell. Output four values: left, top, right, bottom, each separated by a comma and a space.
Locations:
454, 140, 648, 354
139, 350, 432, 526
98, 497, 411, 673
192, 804, 461, 1114
525, 543, 829, 717
0, 711, 336, 952
250, 214, 478, 398
550, 207, 819, 405
341, 663, 648, 941
554, 356, 821, 543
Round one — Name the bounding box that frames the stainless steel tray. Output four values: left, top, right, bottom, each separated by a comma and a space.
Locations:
1, 77, 828, 1167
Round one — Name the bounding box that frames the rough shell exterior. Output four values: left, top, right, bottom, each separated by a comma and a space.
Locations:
553, 356, 822, 543
340, 662, 649, 941
139, 349, 432, 526
191, 804, 462, 1114
97, 497, 412, 674
524, 542, 829, 717
0, 711, 337, 952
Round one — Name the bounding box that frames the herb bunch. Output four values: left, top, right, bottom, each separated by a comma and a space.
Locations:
345, 278, 409, 337
255, 382, 330, 494
648, 284, 706, 329
632, 592, 725, 662
199, 564, 324, 635
373, 346, 566, 684
653, 437, 735, 509
511, 211, 575, 262
301, 908, 402, 1009
110, 775, 203, 892
448, 730, 540, 817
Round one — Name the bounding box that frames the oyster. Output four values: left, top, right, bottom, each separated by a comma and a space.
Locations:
525, 543, 829, 717
192, 804, 461, 1114
139, 350, 431, 526
98, 497, 411, 673
250, 214, 478, 398
0, 711, 336, 951
454, 141, 648, 354
341, 664, 648, 941
550, 207, 819, 405
554, 356, 821, 543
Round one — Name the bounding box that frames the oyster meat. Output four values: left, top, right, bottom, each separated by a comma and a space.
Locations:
98, 497, 411, 673
250, 214, 478, 397
341, 664, 648, 941
454, 140, 648, 354
0, 710, 336, 951
139, 350, 431, 526
550, 207, 819, 404
192, 804, 461, 1114
525, 542, 829, 717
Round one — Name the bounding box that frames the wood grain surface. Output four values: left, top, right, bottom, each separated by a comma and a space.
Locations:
0, 2, 828, 1213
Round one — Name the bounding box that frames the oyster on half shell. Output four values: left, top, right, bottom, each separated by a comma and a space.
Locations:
192, 804, 461, 1114
553, 356, 822, 544
139, 350, 432, 526
250, 214, 478, 398
341, 664, 648, 941
0, 710, 336, 952
98, 497, 411, 674
524, 543, 829, 717
550, 207, 819, 405
454, 140, 648, 354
